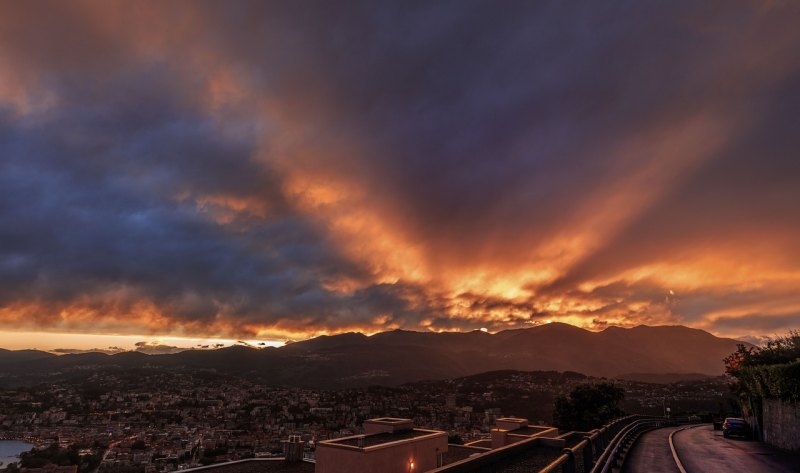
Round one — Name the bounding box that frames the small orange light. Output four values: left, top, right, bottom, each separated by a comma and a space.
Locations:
409, 460, 415, 470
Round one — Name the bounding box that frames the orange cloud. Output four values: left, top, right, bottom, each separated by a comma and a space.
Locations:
1, 1, 800, 347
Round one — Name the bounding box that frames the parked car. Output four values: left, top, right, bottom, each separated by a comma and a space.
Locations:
722, 417, 750, 439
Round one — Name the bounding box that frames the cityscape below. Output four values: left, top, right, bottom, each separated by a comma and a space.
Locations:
4, 323, 797, 471
0, 350, 736, 473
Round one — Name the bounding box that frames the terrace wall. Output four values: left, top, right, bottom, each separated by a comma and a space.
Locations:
763, 399, 800, 452
315, 434, 448, 473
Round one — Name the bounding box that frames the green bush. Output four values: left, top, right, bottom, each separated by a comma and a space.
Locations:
553, 382, 625, 431
725, 331, 800, 403
739, 360, 800, 402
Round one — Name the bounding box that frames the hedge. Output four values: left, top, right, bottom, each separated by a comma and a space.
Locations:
736, 358, 800, 403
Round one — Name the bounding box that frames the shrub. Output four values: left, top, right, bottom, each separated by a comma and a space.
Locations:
553, 382, 625, 431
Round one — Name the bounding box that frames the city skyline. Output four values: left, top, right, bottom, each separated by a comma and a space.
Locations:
2, 1, 800, 349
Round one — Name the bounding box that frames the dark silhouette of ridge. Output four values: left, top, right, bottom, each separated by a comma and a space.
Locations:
284, 332, 368, 351
0, 324, 749, 388
0, 348, 55, 366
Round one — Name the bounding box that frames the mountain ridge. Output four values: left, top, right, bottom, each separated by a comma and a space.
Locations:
0, 324, 748, 388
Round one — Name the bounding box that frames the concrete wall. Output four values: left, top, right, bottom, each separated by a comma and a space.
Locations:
763, 399, 800, 452
490, 427, 559, 449
365, 419, 414, 434
316, 434, 448, 473
490, 430, 508, 449
495, 419, 528, 431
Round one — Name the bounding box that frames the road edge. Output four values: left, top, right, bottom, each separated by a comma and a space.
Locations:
669, 424, 706, 473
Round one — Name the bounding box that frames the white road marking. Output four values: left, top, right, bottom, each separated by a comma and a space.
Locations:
668, 424, 705, 473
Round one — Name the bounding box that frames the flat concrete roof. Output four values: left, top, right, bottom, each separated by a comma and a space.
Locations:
179, 458, 314, 473
319, 428, 446, 451
508, 426, 554, 436
368, 417, 412, 423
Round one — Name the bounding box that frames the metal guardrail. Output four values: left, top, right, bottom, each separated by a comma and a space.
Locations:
590, 418, 665, 473
537, 415, 667, 473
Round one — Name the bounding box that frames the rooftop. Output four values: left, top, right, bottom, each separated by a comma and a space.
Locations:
441, 445, 490, 466
508, 426, 553, 436
469, 445, 563, 473
369, 417, 412, 423
464, 439, 493, 449
363, 416, 415, 434
431, 435, 566, 472
323, 428, 443, 448
180, 458, 314, 473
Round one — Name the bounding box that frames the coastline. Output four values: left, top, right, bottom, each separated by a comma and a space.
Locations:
0, 439, 36, 467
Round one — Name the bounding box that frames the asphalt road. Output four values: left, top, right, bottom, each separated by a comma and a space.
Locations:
621, 426, 680, 473
623, 424, 800, 473
673, 424, 800, 473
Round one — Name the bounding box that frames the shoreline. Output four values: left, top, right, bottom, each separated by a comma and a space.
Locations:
0, 438, 37, 467
0, 436, 47, 449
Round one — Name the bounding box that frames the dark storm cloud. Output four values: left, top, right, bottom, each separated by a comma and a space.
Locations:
204, 1, 776, 250
0, 61, 389, 334
194, 1, 800, 289
0, 0, 799, 339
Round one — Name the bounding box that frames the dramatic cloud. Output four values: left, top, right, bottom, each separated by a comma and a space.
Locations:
134, 342, 187, 355
0, 1, 799, 342
52, 347, 126, 355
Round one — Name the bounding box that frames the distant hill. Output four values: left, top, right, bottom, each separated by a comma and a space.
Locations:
0, 348, 55, 365
615, 372, 717, 384
0, 324, 748, 388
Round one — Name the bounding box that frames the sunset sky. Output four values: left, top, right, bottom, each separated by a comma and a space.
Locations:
1, 1, 799, 352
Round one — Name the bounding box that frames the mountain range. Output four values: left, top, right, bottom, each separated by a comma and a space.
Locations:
0, 323, 746, 388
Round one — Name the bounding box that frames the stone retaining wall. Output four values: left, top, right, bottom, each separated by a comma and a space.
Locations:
763, 398, 800, 451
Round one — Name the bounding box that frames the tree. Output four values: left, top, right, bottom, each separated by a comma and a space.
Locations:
553, 382, 625, 431
447, 434, 463, 445
725, 331, 800, 372
725, 331, 800, 403
131, 440, 146, 450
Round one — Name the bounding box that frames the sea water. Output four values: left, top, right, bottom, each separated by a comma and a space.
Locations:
0, 440, 33, 468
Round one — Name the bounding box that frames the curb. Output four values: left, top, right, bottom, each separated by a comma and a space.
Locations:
668, 424, 706, 473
